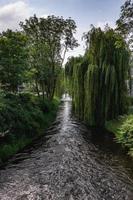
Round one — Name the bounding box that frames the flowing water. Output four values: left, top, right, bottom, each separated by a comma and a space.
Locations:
0, 100, 133, 200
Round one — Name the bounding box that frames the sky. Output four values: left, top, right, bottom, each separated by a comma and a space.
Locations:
0, 0, 125, 63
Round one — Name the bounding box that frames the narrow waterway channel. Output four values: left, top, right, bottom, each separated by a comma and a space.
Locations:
0, 100, 133, 200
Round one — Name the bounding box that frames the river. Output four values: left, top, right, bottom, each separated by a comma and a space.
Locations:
0, 100, 133, 200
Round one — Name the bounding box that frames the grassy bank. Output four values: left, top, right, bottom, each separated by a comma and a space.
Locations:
0, 93, 60, 163
106, 114, 133, 157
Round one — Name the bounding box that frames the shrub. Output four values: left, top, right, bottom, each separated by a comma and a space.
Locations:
106, 115, 133, 157
0, 93, 59, 157
116, 115, 133, 155
0, 93, 59, 162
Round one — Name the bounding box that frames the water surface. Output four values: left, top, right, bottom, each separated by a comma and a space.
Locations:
0, 101, 133, 200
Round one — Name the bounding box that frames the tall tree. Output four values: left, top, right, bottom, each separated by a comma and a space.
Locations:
20, 15, 78, 100
65, 56, 88, 118
0, 30, 28, 93
116, 0, 133, 48
116, 0, 133, 95
67, 27, 130, 126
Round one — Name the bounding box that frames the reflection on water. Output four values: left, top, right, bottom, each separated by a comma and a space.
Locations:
61, 93, 72, 101
0, 100, 133, 200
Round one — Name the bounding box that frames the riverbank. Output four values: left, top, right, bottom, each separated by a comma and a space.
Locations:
0, 100, 133, 200
106, 114, 133, 158
0, 93, 60, 163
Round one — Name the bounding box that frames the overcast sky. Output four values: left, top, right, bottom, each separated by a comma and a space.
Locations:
0, 0, 125, 62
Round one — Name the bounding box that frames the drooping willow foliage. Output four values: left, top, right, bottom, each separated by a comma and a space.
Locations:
55, 68, 66, 98
65, 56, 88, 118
65, 27, 130, 126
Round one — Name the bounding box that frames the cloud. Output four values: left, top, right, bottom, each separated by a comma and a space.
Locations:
0, 1, 31, 31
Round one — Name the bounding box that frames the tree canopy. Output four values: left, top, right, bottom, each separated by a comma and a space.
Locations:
66, 27, 130, 126
116, 0, 133, 48
20, 15, 78, 99
0, 30, 28, 93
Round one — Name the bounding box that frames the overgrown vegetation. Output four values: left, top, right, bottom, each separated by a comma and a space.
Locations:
116, 0, 133, 48
65, 27, 130, 126
20, 15, 78, 100
0, 0, 133, 161
65, 0, 133, 157
106, 115, 133, 157
0, 93, 59, 162
0, 15, 78, 162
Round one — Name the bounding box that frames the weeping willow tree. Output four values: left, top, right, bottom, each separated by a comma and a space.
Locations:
65, 56, 88, 119
84, 27, 130, 126
55, 68, 66, 98
65, 56, 81, 115
66, 26, 130, 127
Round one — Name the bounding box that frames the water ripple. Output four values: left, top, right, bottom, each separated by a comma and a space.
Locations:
0, 101, 133, 200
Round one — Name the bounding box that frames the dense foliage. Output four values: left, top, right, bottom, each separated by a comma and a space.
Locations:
116, 0, 133, 48
66, 27, 130, 126
0, 93, 59, 161
20, 15, 78, 100
106, 114, 133, 157
0, 30, 28, 92
0, 0, 132, 161
0, 15, 77, 99
0, 15, 78, 161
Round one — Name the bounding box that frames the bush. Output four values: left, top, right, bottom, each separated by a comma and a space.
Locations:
106, 115, 133, 157
0, 93, 59, 161
116, 115, 133, 156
